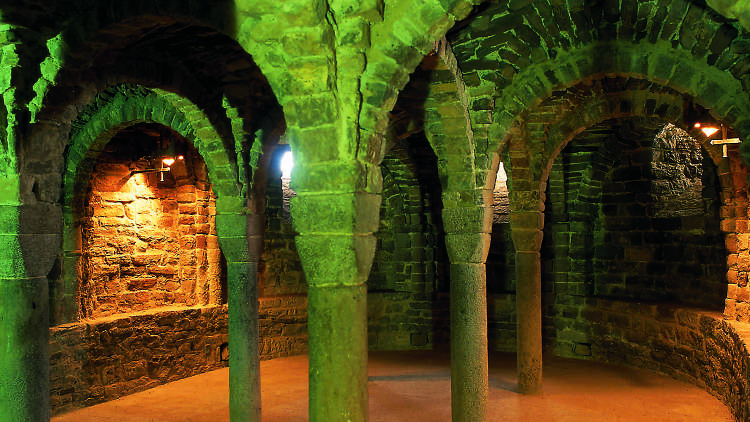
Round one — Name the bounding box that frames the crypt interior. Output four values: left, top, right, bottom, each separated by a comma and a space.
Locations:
2, 0, 750, 421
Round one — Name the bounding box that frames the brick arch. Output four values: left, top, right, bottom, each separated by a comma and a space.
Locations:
488, 40, 750, 175
490, 44, 750, 208
526, 81, 732, 209
422, 37, 478, 194
25, 21, 282, 205
450, 0, 750, 108
56, 84, 240, 322
352, 0, 478, 165
64, 85, 239, 203
25, 4, 279, 134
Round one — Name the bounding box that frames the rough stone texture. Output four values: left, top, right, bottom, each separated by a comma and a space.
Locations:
552, 299, 750, 422
6, 0, 750, 421
77, 126, 223, 318
261, 149, 306, 297
50, 295, 308, 415
542, 120, 726, 310
257, 296, 309, 359
49, 305, 229, 414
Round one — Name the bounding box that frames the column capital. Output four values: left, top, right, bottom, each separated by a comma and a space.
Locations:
510, 211, 543, 253
445, 233, 491, 264
295, 233, 377, 288
291, 191, 381, 235
442, 205, 492, 235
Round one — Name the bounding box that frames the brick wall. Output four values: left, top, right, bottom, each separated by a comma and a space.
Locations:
555, 299, 749, 421
50, 305, 229, 414
50, 295, 309, 415
78, 128, 223, 318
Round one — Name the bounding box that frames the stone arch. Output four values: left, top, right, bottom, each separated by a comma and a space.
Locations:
423, 37, 478, 193
529, 79, 737, 225
56, 84, 240, 322
490, 40, 750, 186
352, 0, 478, 165
537, 81, 726, 188
538, 115, 736, 414
24, 13, 281, 205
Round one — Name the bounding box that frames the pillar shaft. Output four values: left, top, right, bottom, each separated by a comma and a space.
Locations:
308, 284, 368, 422
290, 161, 381, 422
510, 211, 544, 395
0, 277, 50, 422
227, 260, 260, 421
450, 262, 488, 422
515, 250, 542, 394
220, 208, 263, 422
295, 232, 373, 422
443, 210, 491, 422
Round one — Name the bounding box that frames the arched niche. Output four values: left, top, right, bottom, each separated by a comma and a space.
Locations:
76, 123, 227, 318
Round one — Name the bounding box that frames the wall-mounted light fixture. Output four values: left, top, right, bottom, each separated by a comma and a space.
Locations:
129, 134, 185, 181
694, 122, 741, 158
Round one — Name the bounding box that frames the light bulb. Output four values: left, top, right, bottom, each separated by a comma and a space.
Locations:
701, 127, 720, 137
162, 157, 175, 167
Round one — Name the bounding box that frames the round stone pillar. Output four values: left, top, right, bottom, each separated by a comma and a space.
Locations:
443, 205, 491, 422
293, 185, 380, 422
217, 198, 262, 422
510, 211, 544, 395
0, 203, 61, 421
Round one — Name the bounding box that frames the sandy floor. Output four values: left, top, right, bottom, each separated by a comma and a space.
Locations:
53, 351, 733, 422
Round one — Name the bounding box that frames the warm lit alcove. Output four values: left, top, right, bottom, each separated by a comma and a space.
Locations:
78, 123, 225, 317
49, 123, 229, 411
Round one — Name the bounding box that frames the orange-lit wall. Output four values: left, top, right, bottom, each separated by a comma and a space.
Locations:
78, 146, 223, 318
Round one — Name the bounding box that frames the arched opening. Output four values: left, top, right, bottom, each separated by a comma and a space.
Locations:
542, 118, 727, 360
368, 134, 442, 350
77, 123, 227, 317
257, 144, 307, 358
487, 161, 517, 351
50, 121, 230, 411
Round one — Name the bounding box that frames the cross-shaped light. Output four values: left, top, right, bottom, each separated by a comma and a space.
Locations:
695, 123, 741, 158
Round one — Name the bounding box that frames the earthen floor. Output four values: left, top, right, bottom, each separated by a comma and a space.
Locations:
53, 351, 733, 421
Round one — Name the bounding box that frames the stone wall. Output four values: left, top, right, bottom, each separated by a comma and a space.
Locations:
725, 152, 750, 323
258, 295, 308, 359
261, 156, 306, 296
552, 299, 749, 421
50, 295, 309, 415
541, 121, 726, 314
77, 127, 223, 318
50, 305, 229, 414
592, 125, 725, 306
366, 143, 444, 350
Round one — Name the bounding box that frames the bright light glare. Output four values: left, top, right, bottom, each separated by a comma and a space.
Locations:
694, 122, 720, 138
280, 151, 294, 179
162, 157, 175, 167
497, 162, 508, 182
701, 127, 720, 137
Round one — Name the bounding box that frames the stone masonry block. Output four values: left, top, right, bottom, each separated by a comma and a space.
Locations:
445, 232, 490, 263
291, 161, 383, 194
295, 233, 376, 287
442, 205, 492, 233
292, 192, 381, 234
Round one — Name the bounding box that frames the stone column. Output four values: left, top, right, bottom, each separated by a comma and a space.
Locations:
510, 211, 544, 395
217, 198, 261, 422
443, 205, 491, 422
0, 204, 60, 421
293, 181, 380, 422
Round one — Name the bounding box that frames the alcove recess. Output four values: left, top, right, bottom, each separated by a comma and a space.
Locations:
77, 123, 226, 318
